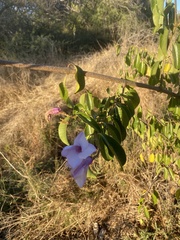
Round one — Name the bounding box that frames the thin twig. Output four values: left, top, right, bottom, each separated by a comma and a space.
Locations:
0, 59, 179, 98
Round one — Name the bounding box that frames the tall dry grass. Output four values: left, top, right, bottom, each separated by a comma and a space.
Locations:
0, 42, 179, 239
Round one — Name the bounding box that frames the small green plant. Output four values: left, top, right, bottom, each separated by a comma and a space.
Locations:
54, 72, 140, 187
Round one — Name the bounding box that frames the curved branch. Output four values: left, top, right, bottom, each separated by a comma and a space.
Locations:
0, 59, 179, 98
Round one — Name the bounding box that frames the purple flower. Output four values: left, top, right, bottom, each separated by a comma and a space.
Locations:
45, 107, 61, 121
61, 132, 96, 187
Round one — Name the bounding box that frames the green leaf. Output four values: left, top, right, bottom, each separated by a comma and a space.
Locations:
58, 116, 70, 145
124, 86, 140, 109
139, 62, 147, 76
79, 92, 94, 112
168, 98, 180, 118
97, 134, 114, 161
117, 104, 131, 128
149, 61, 161, 85
133, 54, 147, 76
124, 100, 135, 117
106, 123, 122, 144
175, 189, 180, 200
169, 73, 180, 86
85, 124, 94, 136
144, 206, 150, 219
98, 133, 126, 167
59, 82, 68, 102
157, 27, 169, 59
78, 112, 101, 132
151, 0, 164, 32
59, 82, 73, 107
87, 168, 97, 179
116, 44, 121, 56
113, 116, 126, 142
74, 65, 85, 93
125, 48, 134, 66
151, 189, 159, 205
168, 4, 175, 31
134, 53, 141, 70
172, 42, 180, 70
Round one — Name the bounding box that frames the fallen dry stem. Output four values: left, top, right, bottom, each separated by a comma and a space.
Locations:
0, 59, 179, 98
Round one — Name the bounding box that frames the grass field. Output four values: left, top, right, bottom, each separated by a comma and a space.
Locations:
0, 43, 180, 239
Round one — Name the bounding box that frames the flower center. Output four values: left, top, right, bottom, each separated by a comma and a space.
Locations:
75, 145, 82, 153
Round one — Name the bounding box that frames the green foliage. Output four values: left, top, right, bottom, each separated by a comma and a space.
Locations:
132, 107, 180, 176
58, 81, 140, 168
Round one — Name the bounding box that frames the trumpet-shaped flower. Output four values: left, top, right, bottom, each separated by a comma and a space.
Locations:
61, 132, 96, 187
62, 132, 96, 168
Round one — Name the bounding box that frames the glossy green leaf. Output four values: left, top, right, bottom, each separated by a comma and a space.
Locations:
158, 27, 169, 58
59, 82, 73, 107
78, 112, 101, 132
106, 123, 122, 144
125, 55, 131, 66
149, 61, 161, 85
117, 104, 131, 128
139, 62, 147, 76
59, 82, 68, 101
58, 116, 70, 145
74, 65, 85, 93
133, 54, 147, 76
165, 3, 175, 30
85, 124, 94, 136
113, 116, 126, 142
124, 86, 140, 109
134, 53, 141, 69
124, 100, 135, 117
97, 134, 114, 161
79, 92, 94, 112
99, 133, 126, 167
172, 43, 180, 70
151, 0, 164, 32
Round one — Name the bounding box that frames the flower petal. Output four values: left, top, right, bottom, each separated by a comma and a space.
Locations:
74, 132, 89, 150
61, 145, 74, 158
67, 157, 82, 169
62, 145, 82, 168
72, 157, 93, 177
71, 157, 93, 187
71, 167, 87, 188
71, 157, 92, 188
79, 143, 96, 159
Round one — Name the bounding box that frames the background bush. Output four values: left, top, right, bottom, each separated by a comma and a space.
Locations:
0, 0, 152, 61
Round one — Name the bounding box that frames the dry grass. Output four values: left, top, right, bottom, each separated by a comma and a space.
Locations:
0, 43, 179, 239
